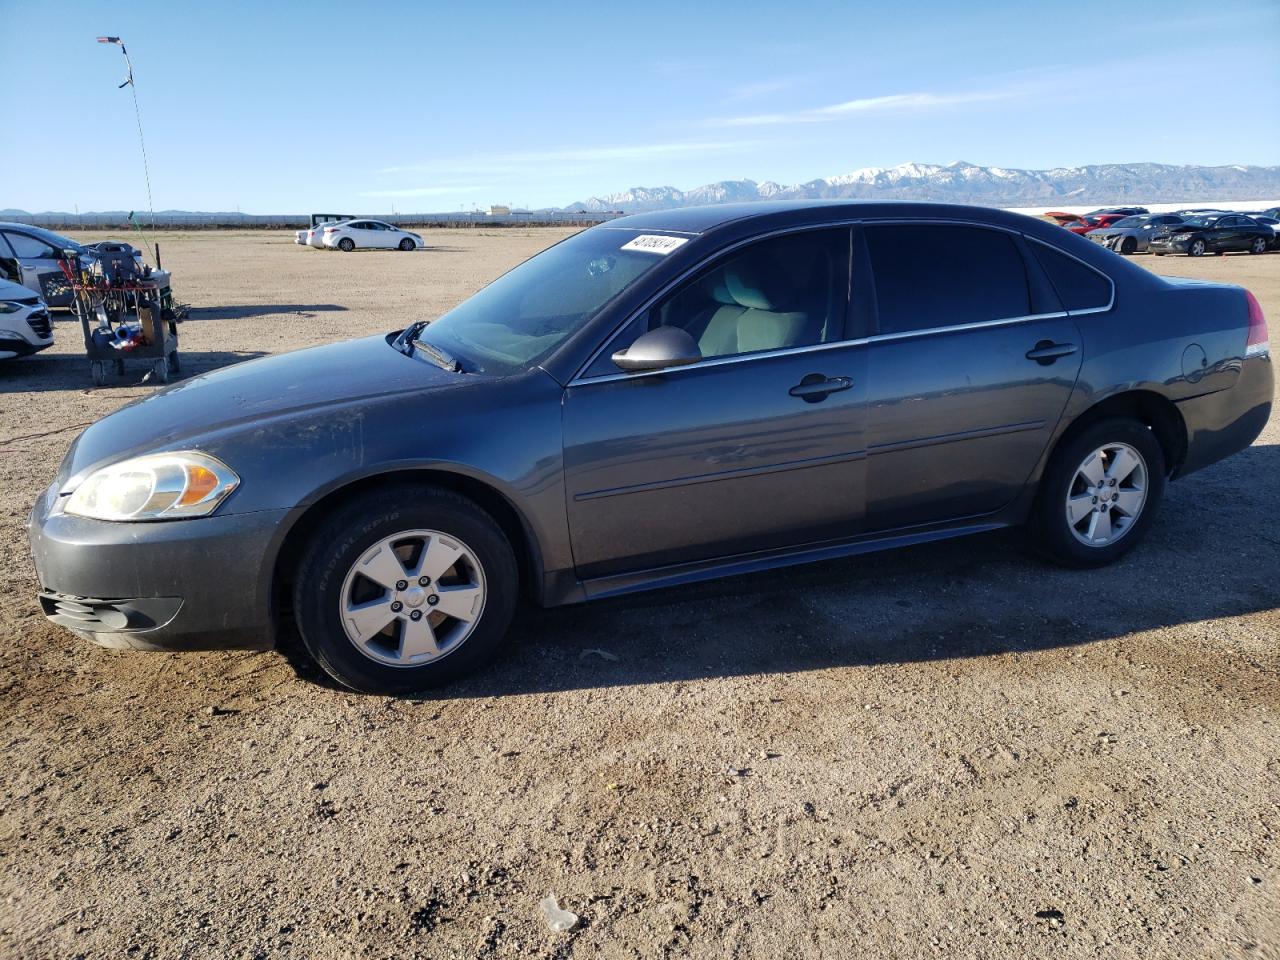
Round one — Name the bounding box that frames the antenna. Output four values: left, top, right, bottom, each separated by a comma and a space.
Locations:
97, 36, 155, 229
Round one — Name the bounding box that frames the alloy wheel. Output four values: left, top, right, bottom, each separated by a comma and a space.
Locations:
338, 529, 486, 667
1065, 443, 1148, 547
1189, 239, 1205, 257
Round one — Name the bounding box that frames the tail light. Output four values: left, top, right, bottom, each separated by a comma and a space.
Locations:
1245, 290, 1269, 358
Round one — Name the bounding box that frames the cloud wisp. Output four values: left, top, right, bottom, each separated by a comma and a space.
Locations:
379, 139, 760, 177
709, 88, 1018, 127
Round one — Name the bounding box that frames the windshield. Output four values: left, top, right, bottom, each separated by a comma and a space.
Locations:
412, 227, 682, 374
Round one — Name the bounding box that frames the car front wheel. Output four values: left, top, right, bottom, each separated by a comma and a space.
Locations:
1028, 417, 1166, 568
1188, 238, 1206, 257
399, 238, 415, 251
294, 486, 518, 693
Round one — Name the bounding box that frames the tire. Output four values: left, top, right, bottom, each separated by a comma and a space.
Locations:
1249, 237, 1268, 255
338, 238, 355, 252
1188, 238, 1206, 257
1028, 417, 1166, 568
293, 485, 518, 693
89, 360, 107, 386
1119, 236, 1137, 255
398, 238, 415, 251
151, 357, 169, 383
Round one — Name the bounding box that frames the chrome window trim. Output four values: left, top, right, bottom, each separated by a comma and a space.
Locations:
567, 217, 1114, 387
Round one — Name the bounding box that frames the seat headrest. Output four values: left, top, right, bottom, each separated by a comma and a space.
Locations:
723, 255, 798, 311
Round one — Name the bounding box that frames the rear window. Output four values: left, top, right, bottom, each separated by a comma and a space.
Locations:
865, 224, 1031, 335
1029, 242, 1112, 312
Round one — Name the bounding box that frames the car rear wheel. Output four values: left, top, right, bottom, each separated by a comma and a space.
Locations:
1188, 239, 1206, 257
1249, 237, 1268, 255
1028, 417, 1165, 568
293, 486, 518, 693
338, 238, 355, 252
398, 238, 415, 251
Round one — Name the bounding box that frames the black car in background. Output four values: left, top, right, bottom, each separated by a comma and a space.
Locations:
1149, 214, 1274, 257
1086, 206, 1149, 217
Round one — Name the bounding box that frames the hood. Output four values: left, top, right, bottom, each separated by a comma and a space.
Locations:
0, 278, 38, 301
63, 333, 466, 481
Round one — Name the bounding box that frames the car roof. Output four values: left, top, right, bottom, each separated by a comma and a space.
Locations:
605, 200, 1056, 236
0, 221, 83, 246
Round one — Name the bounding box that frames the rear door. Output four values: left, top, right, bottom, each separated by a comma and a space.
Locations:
861, 223, 1087, 532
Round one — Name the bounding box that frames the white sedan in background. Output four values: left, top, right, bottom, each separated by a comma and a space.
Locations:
0, 278, 53, 359
321, 220, 423, 252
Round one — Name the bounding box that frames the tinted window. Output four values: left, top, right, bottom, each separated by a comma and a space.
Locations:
1028, 242, 1112, 312
3, 231, 58, 259
1112, 217, 1142, 228
866, 224, 1030, 335
644, 228, 849, 360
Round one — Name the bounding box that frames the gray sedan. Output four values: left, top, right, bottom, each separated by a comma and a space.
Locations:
1087, 213, 1187, 254
27, 202, 1273, 693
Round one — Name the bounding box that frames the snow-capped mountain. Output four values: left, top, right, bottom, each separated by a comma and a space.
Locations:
566, 161, 1280, 212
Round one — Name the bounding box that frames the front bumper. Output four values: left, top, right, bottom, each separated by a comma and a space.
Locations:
1148, 238, 1191, 254
27, 488, 290, 651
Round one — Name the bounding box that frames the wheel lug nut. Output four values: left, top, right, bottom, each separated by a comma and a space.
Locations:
390, 601, 403, 612
419, 576, 430, 587
395, 580, 408, 591
427, 594, 439, 606
409, 610, 423, 621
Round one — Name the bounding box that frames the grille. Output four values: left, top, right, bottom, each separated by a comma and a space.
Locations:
39, 592, 131, 631
26, 310, 51, 339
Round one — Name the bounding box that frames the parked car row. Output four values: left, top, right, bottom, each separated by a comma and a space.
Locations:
1046, 206, 1280, 257
294, 219, 424, 252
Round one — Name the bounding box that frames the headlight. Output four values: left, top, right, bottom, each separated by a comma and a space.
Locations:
1171, 233, 1193, 241
0, 301, 24, 314
64, 451, 239, 521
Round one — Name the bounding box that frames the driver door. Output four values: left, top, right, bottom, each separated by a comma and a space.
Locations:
562, 227, 868, 583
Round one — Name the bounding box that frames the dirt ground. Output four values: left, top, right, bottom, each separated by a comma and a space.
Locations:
1, 229, 1277, 960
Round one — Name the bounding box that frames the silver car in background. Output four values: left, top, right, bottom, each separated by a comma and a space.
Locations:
1088, 213, 1186, 255
0, 222, 88, 307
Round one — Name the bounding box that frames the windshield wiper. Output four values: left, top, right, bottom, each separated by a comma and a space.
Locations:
410, 337, 461, 373
394, 320, 429, 355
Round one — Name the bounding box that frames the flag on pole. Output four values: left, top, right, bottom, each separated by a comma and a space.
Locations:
97, 36, 133, 87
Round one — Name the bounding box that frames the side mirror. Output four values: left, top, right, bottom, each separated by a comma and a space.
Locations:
612, 325, 702, 372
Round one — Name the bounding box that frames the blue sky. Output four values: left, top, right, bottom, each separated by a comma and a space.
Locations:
3, 0, 1277, 213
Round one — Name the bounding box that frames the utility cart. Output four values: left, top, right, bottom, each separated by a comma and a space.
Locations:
58, 251, 180, 386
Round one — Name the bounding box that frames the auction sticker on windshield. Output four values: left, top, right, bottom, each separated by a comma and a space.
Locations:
621, 235, 689, 255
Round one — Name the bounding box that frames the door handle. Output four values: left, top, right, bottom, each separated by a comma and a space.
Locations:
789, 374, 852, 403
1026, 340, 1077, 365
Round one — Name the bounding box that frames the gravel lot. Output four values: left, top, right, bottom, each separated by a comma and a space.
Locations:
2, 229, 1277, 959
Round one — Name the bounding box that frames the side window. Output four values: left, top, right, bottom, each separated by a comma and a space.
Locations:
3, 231, 57, 259
1028, 242, 1113, 312
644, 228, 849, 363
865, 224, 1030, 335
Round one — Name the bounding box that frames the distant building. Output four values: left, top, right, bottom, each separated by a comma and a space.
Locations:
487, 205, 510, 216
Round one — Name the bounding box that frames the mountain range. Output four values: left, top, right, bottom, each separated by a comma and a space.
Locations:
565, 161, 1280, 212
